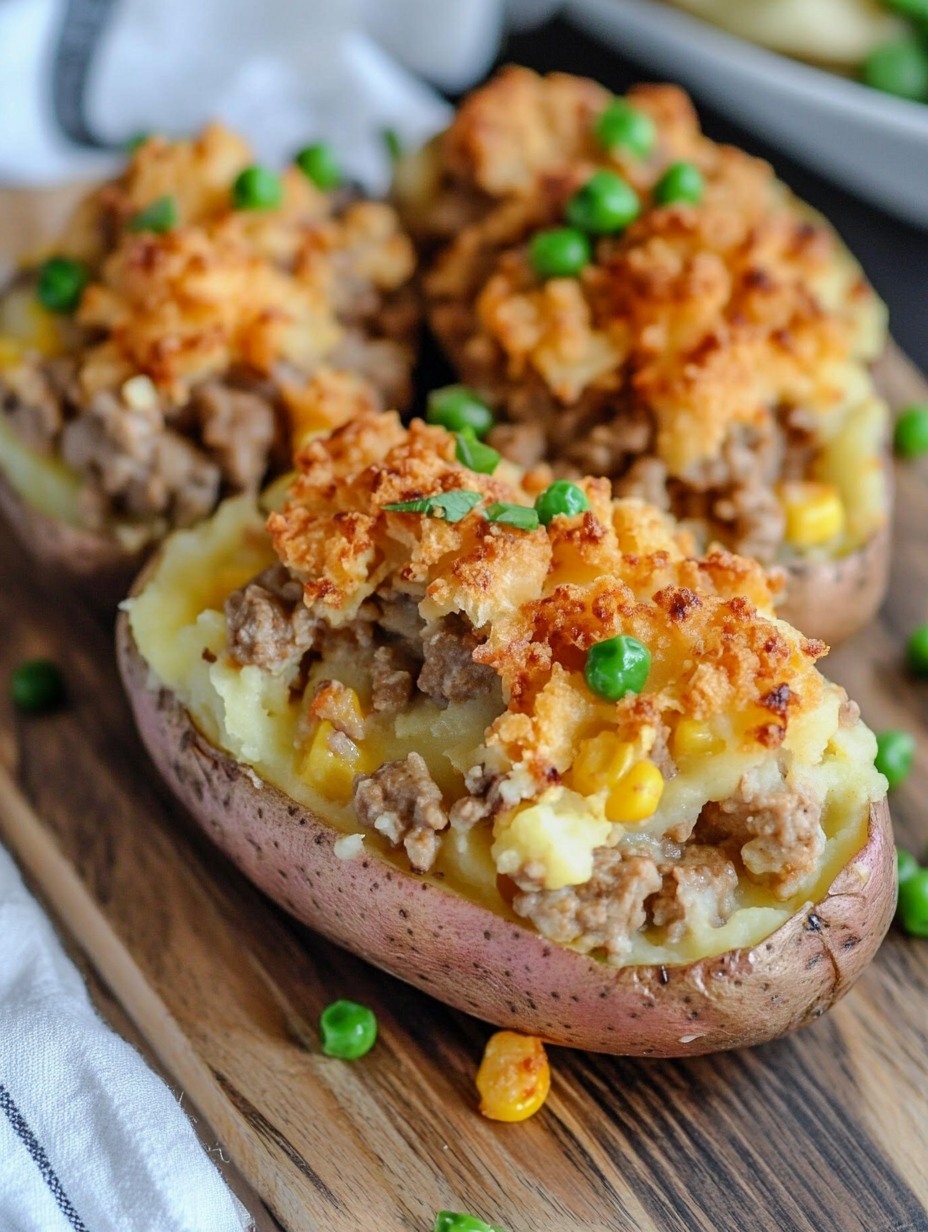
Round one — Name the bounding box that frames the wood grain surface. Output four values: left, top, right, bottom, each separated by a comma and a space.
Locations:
1, 197, 927, 1231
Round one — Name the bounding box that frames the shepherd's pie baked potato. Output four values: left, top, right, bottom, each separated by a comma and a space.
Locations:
0, 125, 417, 597
118, 409, 894, 1055
398, 69, 892, 643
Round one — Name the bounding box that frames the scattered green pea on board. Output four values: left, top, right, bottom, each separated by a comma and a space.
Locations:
893, 404, 928, 458
10, 660, 66, 714
319, 999, 377, 1059
875, 730, 916, 790
433, 1212, 508, 1232
906, 623, 928, 675
897, 851, 928, 937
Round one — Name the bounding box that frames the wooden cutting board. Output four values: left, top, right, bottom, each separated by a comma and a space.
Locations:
1, 194, 927, 1232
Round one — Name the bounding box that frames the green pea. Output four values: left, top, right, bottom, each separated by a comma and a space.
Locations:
534, 480, 590, 526
231, 166, 283, 211
427, 386, 494, 438
128, 195, 178, 234
594, 98, 657, 159
10, 659, 66, 714
36, 257, 89, 315
566, 170, 640, 234
584, 635, 651, 701
875, 730, 916, 790
295, 143, 342, 190
906, 624, 928, 675
898, 848, 920, 885
433, 1213, 508, 1232
319, 999, 377, 1059
529, 227, 591, 279
654, 161, 705, 206
898, 867, 928, 937
455, 430, 499, 475
861, 38, 928, 101
894, 404, 928, 458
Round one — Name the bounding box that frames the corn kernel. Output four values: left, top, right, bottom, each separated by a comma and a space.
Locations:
476, 1031, 550, 1122
778, 481, 844, 547
672, 719, 724, 760
301, 720, 369, 802
569, 732, 635, 798
604, 758, 664, 823
0, 338, 26, 370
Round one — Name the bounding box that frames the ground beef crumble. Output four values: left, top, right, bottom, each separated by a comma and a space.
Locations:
417, 613, 500, 708
513, 850, 663, 962
650, 845, 739, 943
353, 752, 448, 872
695, 766, 825, 898
224, 563, 316, 672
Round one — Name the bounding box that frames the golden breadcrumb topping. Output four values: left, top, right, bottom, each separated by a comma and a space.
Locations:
271, 410, 826, 786
417, 70, 884, 477
404, 70, 888, 565
53, 125, 417, 404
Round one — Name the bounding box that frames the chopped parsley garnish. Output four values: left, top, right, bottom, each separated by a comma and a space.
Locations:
455, 431, 500, 475
484, 502, 540, 531
383, 489, 483, 523
128, 195, 178, 233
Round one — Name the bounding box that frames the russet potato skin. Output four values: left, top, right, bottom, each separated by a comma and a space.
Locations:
779, 522, 891, 646
116, 602, 897, 1057
0, 467, 145, 608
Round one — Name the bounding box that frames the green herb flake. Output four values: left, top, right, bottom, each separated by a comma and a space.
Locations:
455, 431, 500, 475
382, 127, 402, 162
128, 195, 178, 234
484, 502, 540, 531
383, 489, 483, 523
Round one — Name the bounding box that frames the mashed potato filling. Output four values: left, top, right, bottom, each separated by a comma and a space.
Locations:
128, 415, 886, 967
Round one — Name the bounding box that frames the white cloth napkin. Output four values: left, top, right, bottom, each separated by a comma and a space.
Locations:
0, 0, 528, 190
0, 843, 252, 1231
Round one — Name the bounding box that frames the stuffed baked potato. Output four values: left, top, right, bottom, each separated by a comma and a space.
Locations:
398, 69, 892, 643
118, 409, 894, 1055
0, 125, 418, 599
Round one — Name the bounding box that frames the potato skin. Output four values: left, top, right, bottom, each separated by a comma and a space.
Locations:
780, 521, 891, 646
0, 466, 145, 608
117, 601, 897, 1056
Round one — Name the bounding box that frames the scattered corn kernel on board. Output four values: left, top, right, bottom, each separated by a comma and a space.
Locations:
2, 180, 928, 1232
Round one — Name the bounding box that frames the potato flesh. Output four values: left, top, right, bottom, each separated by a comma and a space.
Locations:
127, 497, 885, 967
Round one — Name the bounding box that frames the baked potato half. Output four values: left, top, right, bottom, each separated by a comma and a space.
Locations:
397, 68, 892, 644
0, 125, 418, 599
118, 411, 895, 1055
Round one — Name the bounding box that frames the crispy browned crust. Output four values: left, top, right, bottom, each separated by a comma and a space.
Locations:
117, 589, 896, 1057
0, 465, 143, 607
